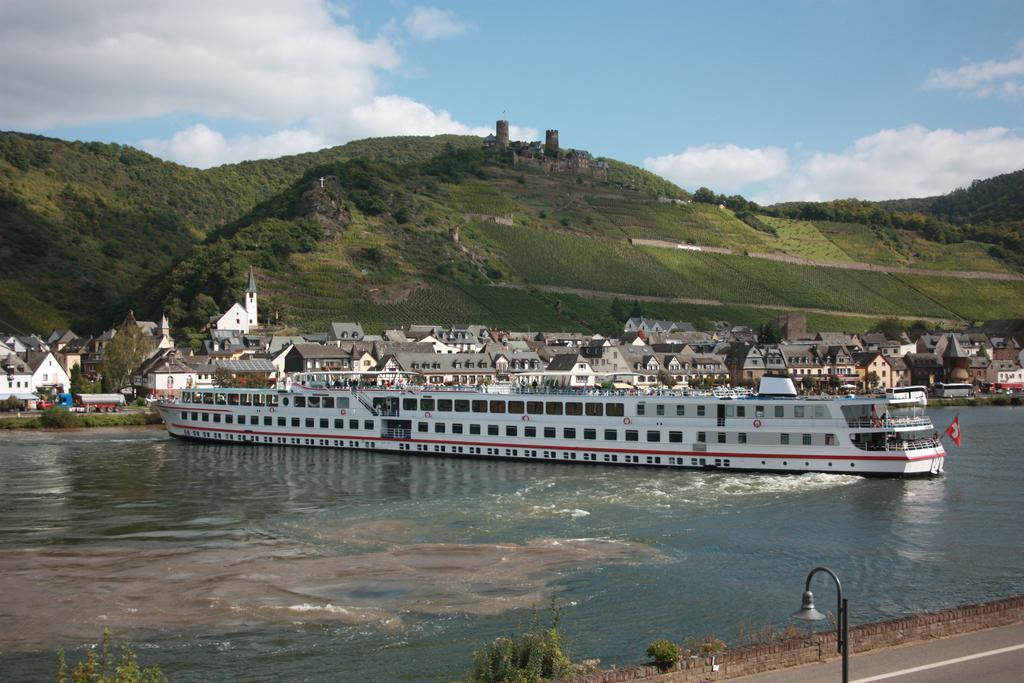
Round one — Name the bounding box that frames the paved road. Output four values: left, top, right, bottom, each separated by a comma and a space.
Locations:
729, 622, 1024, 683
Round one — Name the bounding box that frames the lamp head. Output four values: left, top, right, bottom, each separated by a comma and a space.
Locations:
792, 590, 827, 621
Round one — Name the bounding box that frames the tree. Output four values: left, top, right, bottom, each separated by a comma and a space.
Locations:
801, 375, 816, 392
212, 366, 237, 388
100, 325, 150, 393
759, 321, 782, 344
871, 317, 905, 340
657, 369, 676, 388
866, 371, 880, 389
693, 186, 718, 204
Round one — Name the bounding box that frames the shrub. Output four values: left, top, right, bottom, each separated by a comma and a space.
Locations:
686, 634, 727, 656
56, 628, 166, 683
646, 639, 681, 671
40, 408, 78, 428
0, 396, 23, 412
468, 607, 572, 683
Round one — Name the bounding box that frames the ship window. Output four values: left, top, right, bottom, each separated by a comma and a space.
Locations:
239, 394, 252, 406
545, 402, 563, 415
544, 427, 556, 438
625, 430, 639, 442
320, 419, 329, 429
826, 434, 836, 445
225, 415, 233, 424
322, 397, 334, 409
669, 431, 683, 443
814, 406, 826, 418
294, 396, 306, 408
470, 424, 481, 435
435, 423, 446, 433
213, 414, 221, 423
349, 419, 358, 429
307, 396, 319, 408
604, 429, 617, 441
802, 433, 812, 445
725, 405, 735, 417
606, 403, 624, 417
717, 432, 726, 444
737, 406, 746, 418
438, 399, 452, 412
250, 416, 259, 425
585, 403, 603, 417
277, 417, 285, 426
637, 403, 646, 416
454, 400, 470, 412
775, 406, 785, 418
647, 430, 660, 442
565, 402, 583, 416
488, 425, 499, 436
754, 405, 764, 418
472, 400, 487, 413
489, 400, 506, 413
697, 405, 706, 417
738, 432, 747, 444
403, 398, 417, 410
228, 394, 240, 406
794, 406, 805, 418
203, 394, 214, 404
420, 398, 435, 411
584, 428, 596, 440
527, 401, 544, 415
334, 419, 343, 429
506, 425, 517, 437
305, 418, 314, 428
508, 401, 525, 414
656, 404, 665, 416
268, 395, 279, 407
698, 431, 706, 443
452, 423, 463, 434
676, 404, 685, 416
363, 420, 373, 430
564, 427, 576, 439
525, 426, 536, 437
291, 417, 300, 427
781, 433, 790, 445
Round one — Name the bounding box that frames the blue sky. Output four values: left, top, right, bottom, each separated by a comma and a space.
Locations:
2, 0, 1022, 202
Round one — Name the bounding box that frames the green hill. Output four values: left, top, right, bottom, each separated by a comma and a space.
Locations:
3, 131, 1024, 337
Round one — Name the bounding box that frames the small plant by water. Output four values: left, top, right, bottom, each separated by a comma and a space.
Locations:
646, 639, 681, 671
56, 628, 166, 683
468, 604, 573, 683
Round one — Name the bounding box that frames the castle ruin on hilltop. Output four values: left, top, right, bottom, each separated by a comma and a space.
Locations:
482, 120, 609, 180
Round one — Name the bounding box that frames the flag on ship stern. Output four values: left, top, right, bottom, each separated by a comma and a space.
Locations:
945, 415, 962, 447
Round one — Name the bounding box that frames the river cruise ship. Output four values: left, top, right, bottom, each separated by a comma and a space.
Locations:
154, 376, 945, 477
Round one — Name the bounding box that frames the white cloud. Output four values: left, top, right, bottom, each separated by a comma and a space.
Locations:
775, 125, 1024, 202
0, 1, 508, 167
645, 126, 1024, 203
643, 144, 789, 192
404, 6, 471, 40
925, 42, 1024, 99
141, 124, 328, 168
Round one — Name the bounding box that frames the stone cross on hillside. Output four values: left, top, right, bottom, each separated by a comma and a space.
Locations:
319, 177, 325, 188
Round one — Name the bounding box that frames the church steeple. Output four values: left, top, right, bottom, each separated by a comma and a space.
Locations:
245, 266, 258, 330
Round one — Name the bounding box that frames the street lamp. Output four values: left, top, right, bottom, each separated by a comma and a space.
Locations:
792, 566, 849, 683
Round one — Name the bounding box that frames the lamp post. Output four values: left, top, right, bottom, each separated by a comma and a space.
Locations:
792, 566, 848, 683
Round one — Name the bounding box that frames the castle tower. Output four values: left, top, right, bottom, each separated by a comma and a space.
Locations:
545, 129, 559, 157
496, 120, 509, 150
245, 266, 258, 330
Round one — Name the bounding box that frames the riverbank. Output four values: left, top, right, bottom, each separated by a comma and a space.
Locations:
557, 595, 1024, 683
929, 395, 1022, 408
0, 410, 164, 430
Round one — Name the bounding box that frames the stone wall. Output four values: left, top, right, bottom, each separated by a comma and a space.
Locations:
556, 595, 1024, 683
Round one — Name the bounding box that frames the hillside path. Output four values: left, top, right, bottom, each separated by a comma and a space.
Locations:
495, 283, 960, 324
629, 239, 1024, 281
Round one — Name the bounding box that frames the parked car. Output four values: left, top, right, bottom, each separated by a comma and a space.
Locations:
36, 399, 54, 410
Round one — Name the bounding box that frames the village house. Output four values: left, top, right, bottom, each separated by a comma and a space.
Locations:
543, 353, 597, 388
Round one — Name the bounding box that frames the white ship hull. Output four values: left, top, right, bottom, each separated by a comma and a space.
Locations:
155, 385, 945, 478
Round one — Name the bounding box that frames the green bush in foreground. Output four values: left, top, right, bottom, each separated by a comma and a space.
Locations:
468, 608, 572, 683
40, 408, 79, 428
56, 629, 166, 683
646, 639, 681, 671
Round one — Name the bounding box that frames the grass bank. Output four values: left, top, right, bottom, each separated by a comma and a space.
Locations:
928, 395, 1023, 408
0, 409, 164, 430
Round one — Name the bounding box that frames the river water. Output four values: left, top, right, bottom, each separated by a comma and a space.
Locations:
0, 407, 1021, 681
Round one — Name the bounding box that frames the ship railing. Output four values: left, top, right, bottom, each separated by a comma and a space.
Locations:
377, 410, 400, 417
846, 416, 933, 429
382, 429, 411, 439
862, 437, 940, 451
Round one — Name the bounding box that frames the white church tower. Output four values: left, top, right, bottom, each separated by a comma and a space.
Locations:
245, 266, 258, 330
